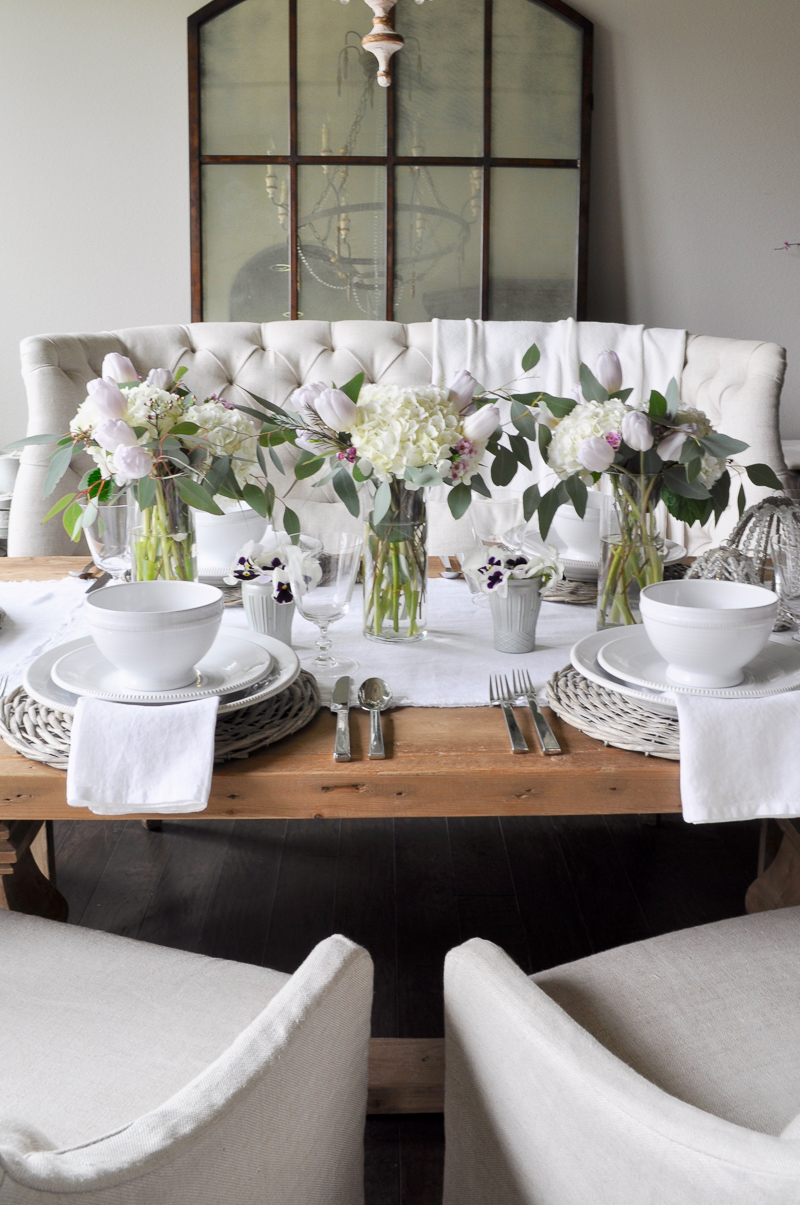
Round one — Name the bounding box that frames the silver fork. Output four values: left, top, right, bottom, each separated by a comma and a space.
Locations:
489, 674, 528, 754
512, 668, 562, 755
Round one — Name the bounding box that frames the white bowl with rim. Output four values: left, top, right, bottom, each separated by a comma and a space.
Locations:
639, 579, 778, 688
551, 491, 602, 562
84, 581, 224, 691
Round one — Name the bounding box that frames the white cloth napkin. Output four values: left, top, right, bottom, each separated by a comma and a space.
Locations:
0, 578, 90, 688
66, 696, 220, 816
675, 691, 800, 823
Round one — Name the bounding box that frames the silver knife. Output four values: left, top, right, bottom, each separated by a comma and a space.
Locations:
86, 572, 112, 594
331, 675, 352, 762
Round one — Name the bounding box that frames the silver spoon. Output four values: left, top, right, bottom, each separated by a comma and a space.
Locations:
358, 677, 392, 760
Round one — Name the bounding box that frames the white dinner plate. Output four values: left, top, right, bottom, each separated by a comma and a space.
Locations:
198, 564, 233, 586
505, 524, 686, 583
570, 629, 678, 716
25, 629, 300, 714
596, 625, 800, 699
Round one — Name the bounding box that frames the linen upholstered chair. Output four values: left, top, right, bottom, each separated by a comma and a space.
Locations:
0, 912, 372, 1204
443, 909, 800, 1205
8, 322, 790, 558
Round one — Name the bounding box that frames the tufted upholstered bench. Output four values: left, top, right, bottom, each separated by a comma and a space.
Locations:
8, 321, 790, 556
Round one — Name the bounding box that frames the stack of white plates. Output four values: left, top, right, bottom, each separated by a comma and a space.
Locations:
23, 627, 300, 716
571, 627, 800, 717
504, 524, 686, 583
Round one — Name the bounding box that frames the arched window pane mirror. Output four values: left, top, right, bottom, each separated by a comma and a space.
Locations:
189, 0, 592, 323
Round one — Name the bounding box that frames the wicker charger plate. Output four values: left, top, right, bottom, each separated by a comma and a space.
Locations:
0, 671, 320, 771
547, 666, 680, 761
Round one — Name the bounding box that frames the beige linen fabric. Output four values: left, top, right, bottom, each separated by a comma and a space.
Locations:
444, 910, 800, 1205
0, 912, 373, 1204
9, 321, 788, 558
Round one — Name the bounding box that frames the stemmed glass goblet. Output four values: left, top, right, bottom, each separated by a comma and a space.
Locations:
83, 499, 131, 584
771, 541, 800, 637
288, 531, 364, 682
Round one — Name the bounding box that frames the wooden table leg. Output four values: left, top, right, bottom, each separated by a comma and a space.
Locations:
746, 820, 800, 914
0, 821, 68, 921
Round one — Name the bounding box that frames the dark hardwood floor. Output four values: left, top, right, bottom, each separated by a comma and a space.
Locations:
52, 813, 760, 1205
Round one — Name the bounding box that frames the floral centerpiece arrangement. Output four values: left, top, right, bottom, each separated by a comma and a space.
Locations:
238, 370, 501, 642
488, 348, 784, 626
462, 545, 563, 654
16, 353, 273, 581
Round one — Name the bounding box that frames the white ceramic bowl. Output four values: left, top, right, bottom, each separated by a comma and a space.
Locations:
194, 504, 265, 574
551, 491, 602, 562
640, 579, 778, 688
84, 581, 224, 691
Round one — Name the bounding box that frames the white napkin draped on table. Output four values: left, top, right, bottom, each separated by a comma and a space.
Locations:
675, 691, 800, 824
66, 696, 220, 816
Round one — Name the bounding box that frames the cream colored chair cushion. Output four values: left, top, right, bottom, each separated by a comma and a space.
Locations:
444, 910, 800, 1205
0, 912, 373, 1204
9, 322, 789, 557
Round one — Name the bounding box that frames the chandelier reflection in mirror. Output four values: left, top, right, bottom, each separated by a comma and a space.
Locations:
191, 0, 591, 325
266, 1, 478, 320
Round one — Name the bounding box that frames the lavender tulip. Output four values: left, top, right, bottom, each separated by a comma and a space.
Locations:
291, 381, 327, 422
112, 444, 152, 480
578, 435, 616, 473
447, 369, 479, 415
595, 350, 623, 395
87, 377, 128, 420
314, 388, 358, 432
101, 353, 138, 384
94, 418, 137, 453
621, 410, 654, 451
463, 404, 500, 442
657, 424, 696, 462
146, 368, 173, 390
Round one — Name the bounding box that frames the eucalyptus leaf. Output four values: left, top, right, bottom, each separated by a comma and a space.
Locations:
203, 455, 231, 497
283, 505, 300, 542
339, 372, 365, 404
563, 474, 588, 518
43, 493, 76, 523
491, 444, 518, 487
521, 344, 540, 373
738, 484, 746, 516
332, 467, 360, 517
243, 483, 269, 517
661, 485, 712, 526
169, 422, 200, 435
508, 432, 532, 471
470, 473, 491, 499
82, 499, 98, 529
745, 463, 785, 491
686, 457, 702, 482
522, 483, 541, 522
4, 433, 63, 450
537, 423, 552, 459
295, 451, 325, 480
372, 480, 392, 524
43, 441, 75, 497
700, 432, 749, 458
616, 387, 634, 403
135, 475, 157, 510
648, 390, 667, 418
447, 481, 472, 520
509, 403, 538, 441
537, 486, 564, 541
579, 363, 608, 405
268, 445, 284, 474
665, 378, 681, 419
176, 477, 224, 515
662, 465, 711, 500
679, 437, 703, 464
63, 500, 84, 541
710, 469, 730, 523
241, 389, 294, 422
542, 395, 577, 419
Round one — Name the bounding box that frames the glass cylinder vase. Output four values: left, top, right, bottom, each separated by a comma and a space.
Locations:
597, 478, 665, 629
128, 476, 197, 582
363, 480, 427, 643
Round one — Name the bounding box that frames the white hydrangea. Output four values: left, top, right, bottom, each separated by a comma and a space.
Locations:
546, 399, 628, 482
188, 400, 262, 488
349, 384, 462, 482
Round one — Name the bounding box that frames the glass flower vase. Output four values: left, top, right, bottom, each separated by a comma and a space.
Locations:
129, 476, 197, 582
363, 481, 427, 643
597, 478, 664, 629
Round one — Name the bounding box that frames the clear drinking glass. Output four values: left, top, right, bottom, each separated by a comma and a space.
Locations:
83, 500, 131, 583
470, 493, 525, 550
771, 541, 800, 636
288, 532, 364, 681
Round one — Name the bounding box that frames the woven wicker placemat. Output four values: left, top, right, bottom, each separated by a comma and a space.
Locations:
543, 579, 597, 605
547, 666, 679, 761
0, 671, 320, 771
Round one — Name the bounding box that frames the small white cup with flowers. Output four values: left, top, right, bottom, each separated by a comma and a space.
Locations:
225, 535, 321, 646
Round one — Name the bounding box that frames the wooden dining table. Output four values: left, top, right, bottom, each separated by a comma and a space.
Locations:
0, 554, 687, 1114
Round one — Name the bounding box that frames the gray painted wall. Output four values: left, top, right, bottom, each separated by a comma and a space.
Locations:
1, 0, 798, 446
